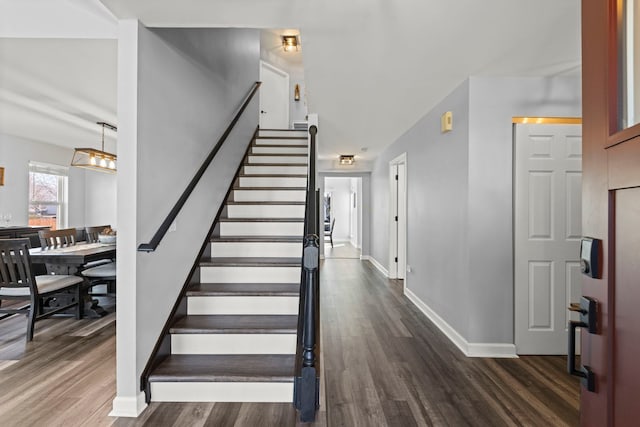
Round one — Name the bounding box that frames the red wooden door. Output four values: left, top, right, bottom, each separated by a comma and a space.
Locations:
582, 0, 640, 425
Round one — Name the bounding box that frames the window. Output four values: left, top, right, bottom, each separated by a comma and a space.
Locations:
28, 162, 68, 230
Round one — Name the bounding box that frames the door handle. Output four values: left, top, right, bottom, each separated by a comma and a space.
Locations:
261, 110, 267, 114
567, 296, 597, 392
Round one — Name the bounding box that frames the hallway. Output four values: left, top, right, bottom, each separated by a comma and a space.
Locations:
0, 259, 579, 426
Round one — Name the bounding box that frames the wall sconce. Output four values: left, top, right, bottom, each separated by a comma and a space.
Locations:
0, 167, 4, 186
339, 155, 355, 165
294, 84, 300, 101
282, 35, 299, 52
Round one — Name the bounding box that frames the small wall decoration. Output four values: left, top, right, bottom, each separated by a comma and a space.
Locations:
294, 84, 301, 101
0, 167, 4, 186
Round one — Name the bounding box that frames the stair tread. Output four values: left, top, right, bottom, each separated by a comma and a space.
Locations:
226, 201, 306, 205
148, 354, 295, 382
256, 136, 307, 140
239, 174, 307, 178
170, 315, 298, 334
252, 144, 308, 148
249, 153, 307, 157
219, 217, 304, 222
211, 235, 303, 242
201, 257, 301, 267
188, 283, 299, 296
244, 163, 308, 167
234, 186, 306, 190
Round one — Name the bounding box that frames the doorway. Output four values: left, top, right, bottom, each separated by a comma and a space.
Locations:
389, 153, 407, 280
323, 177, 362, 259
259, 61, 289, 129
514, 122, 582, 355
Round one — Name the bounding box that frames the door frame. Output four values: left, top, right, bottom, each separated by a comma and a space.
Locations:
259, 61, 290, 129
388, 153, 407, 283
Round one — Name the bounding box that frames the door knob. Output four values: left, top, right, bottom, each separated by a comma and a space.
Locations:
567, 296, 597, 392
261, 110, 267, 114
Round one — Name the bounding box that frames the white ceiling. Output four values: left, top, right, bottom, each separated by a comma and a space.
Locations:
1, 0, 581, 162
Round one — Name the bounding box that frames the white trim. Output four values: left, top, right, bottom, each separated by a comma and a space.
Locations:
404, 288, 518, 358
367, 256, 389, 277
388, 152, 407, 282
109, 392, 147, 417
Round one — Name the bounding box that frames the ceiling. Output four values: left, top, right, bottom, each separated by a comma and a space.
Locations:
1, 0, 581, 163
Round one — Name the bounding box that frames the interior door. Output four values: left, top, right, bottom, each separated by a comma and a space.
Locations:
397, 163, 407, 280
514, 123, 583, 355
259, 62, 289, 129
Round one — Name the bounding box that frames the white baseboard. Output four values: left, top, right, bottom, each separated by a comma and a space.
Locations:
404, 288, 517, 358
366, 256, 388, 277
109, 392, 147, 417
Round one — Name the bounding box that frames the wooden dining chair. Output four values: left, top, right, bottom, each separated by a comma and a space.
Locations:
85, 225, 111, 243
0, 239, 83, 341
38, 228, 77, 250
325, 218, 336, 247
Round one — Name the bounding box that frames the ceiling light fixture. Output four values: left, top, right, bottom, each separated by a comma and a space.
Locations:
339, 155, 355, 165
71, 121, 117, 173
282, 35, 299, 52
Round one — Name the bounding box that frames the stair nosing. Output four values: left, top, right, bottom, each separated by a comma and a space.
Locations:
219, 217, 304, 222
243, 163, 308, 167
226, 201, 306, 205
187, 283, 299, 297
233, 186, 306, 190
238, 174, 307, 178
251, 144, 308, 148
170, 315, 298, 335
211, 235, 303, 242
200, 257, 301, 267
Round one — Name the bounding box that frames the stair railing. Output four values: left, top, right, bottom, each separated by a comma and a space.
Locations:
294, 125, 321, 422
138, 81, 261, 252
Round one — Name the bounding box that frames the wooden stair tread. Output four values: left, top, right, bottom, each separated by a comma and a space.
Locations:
149, 354, 295, 383
238, 174, 307, 178
251, 144, 308, 148
219, 217, 304, 222
244, 163, 308, 167
170, 315, 298, 334
256, 135, 307, 139
249, 153, 307, 157
225, 201, 305, 205
201, 257, 301, 267
211, 235, 303, 242
188, 283, 299, 296
233, 186, 306, 190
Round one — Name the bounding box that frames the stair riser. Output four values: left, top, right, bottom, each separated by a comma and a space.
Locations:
227, 204, 305, 218
248, 156, 307, 164
201, 266, 301, 283
211, 242, 302, 258
238, 177, 307, 187
252, 146, 308, 154
220, 222, 303, 236
233, 190, 306, 202
187, 296, 299, 315
171, 334, 296, 355
243, 166, 307, 175
150, 382, 293, 402
258, 130, 307, 138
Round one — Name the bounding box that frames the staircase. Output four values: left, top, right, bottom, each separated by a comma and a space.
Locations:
147, 128, 309, 402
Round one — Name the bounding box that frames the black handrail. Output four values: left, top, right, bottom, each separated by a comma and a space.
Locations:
294, 125, 320, 422
138, 81, 262, 252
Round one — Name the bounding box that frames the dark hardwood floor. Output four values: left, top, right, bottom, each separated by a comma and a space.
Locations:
0, 260, 579, 426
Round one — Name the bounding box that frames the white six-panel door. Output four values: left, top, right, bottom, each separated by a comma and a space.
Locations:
515, 123, 582, 355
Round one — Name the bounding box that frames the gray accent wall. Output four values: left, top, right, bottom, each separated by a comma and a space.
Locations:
369, 76, 581, 345
116, 22, 259, 402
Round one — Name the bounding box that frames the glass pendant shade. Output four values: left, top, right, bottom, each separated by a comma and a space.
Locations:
71, 121, 117, 173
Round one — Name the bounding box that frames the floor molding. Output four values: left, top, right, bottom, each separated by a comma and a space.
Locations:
366, 256, 389, 277
109, 392, 148, 418
404, 288, 517, 358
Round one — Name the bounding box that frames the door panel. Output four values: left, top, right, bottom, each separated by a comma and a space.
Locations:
259, 62, 289, 129
515, 123, 583, 354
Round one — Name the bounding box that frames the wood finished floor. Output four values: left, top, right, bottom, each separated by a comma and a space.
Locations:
0, 260, 579, 426
324, 242, 361, 259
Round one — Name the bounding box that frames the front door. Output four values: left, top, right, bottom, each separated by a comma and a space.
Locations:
514, 123, 583, 355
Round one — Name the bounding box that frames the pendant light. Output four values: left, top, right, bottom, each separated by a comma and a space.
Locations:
71, 122, 117, 173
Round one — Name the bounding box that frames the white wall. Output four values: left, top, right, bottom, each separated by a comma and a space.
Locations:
0, 132, 118, 230
369, 76, 581, 349
115, 22, 260, 415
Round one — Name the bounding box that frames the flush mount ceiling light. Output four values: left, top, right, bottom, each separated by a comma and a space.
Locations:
71, 121, 117, 173
339, 155, 355, 165
282, 35, 299, 52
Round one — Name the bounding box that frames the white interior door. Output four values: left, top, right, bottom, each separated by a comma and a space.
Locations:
389, 154, 407, 280
514, 123, 582, 355
259, 62, 289, 129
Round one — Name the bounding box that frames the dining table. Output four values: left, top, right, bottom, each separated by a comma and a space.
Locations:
29, 241, 116, 317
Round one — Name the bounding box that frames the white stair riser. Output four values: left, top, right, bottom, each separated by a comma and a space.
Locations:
201, 266, 301, 283
188, 296, 299, 315
233, 190, 306, 202
150, 382, 293, 402
211, 242, 302, 258
239, 177, 307, 187
252, 146, 307, 154
248, 155, 307, 164
243, 166, 307, 175
171, 334, 296, 355
220, 222, 303, 236
258, 130, 307, 138
227, 204, 305, 218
